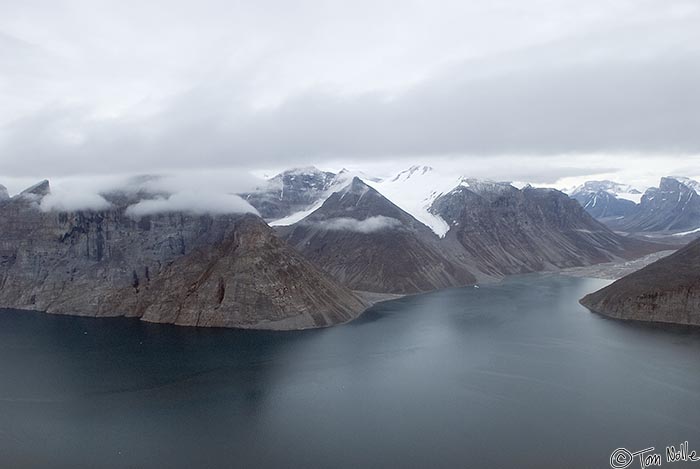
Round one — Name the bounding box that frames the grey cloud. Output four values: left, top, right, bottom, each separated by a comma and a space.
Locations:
1, 0, 699, 182
311, 216, 402, 233
2, 50, 699, 180
40, 191, 111, 212
11, 170, 262, 215
125, 191, 259, 217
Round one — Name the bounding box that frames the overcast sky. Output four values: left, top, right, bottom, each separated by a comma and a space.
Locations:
1, 0, 699, 193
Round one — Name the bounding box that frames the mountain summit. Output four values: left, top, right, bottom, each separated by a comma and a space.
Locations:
280, 177, 477, 294
608, 176, 700, 232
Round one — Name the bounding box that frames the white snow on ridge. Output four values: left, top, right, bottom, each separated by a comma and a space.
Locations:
270, 165, 458, 236
269, 199, 325, 226
569, 180, 644, 204
672, 227, 700, 236
365, 165, 460, 237
268, 169, 368, 226
670, 176, 700, 195
268, 165, 527, 237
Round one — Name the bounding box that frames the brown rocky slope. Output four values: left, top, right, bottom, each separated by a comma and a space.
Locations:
580, 238, 700, 326
0, 183, 367, 330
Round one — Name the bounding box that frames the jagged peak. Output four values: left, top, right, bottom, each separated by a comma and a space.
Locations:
20, 179, 51, 197
571, 180, 639, 195
665, 175, 700, 194
390, 165, 434, 182
0, 184, 9, 200
273, 166, 329, 179
457, 178, 514, 194
339, 176, 372, 196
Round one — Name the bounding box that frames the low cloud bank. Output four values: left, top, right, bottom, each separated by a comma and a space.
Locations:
40, 190, 111, 212
125, 191, 258, 217
5, 169, 263, 216
313, 216, 402, 233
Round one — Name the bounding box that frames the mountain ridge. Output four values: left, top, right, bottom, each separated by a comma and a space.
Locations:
0, 182, 367, 330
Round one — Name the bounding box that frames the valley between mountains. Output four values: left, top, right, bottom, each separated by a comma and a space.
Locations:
1, 165, 693, 329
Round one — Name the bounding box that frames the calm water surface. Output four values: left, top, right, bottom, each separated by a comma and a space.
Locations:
1, 274, 700, 468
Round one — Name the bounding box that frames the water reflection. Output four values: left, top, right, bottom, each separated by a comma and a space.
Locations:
1, 274, 700, 468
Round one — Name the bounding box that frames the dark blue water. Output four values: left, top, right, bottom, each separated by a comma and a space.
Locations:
1, 274, 700, 468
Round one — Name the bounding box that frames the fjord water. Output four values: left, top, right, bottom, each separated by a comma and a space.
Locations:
2, 275, 700, 468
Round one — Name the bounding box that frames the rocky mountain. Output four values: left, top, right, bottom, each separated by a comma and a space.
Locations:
569, 180, 640, 219
242, 167, 336, 220
0, 181, 367, 330
580, 237, 700, 326
672, 176, 700, 194
279, 175, 664, 294
0, 169, 674, 329
279, 177, 477, 294
607, 176, 700, 232
430, 181, 660, 277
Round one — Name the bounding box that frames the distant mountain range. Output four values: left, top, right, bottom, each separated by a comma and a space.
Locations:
0, 165, 680, 329
567, 176, 700, 235
249, 167, 663, 294
569, 180, 641, 219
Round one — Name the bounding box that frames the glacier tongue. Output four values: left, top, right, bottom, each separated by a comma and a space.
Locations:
267, 165, 519, 238
365, 167, 467, 238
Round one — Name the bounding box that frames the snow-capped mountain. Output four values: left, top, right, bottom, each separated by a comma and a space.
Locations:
267, 164, 521, 237
246, 164, 700, 241
569, 176, 700, 234
364, 165, 465, 237
569, 180, 643, 203
278, 177, 476, 294
274, 172, 662, 292
0, 169, 669, 318
242, 167, 336, 220
568, 180, 641, 219
670, 176, 700, 195
609, 176, 700, 232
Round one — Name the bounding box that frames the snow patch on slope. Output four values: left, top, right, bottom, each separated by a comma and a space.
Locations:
672, 227, 700, 236
269, 199, 325, 226
569, 180, 643, 204
670, 176, 700, 195
269, 170, 365, 226
366, 165, 461, 237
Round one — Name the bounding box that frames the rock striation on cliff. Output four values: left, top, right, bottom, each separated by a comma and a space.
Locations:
280, 177, 476, 294
430, 182, 660, 277
580, 238, 700, 326
0, 182, 367, 329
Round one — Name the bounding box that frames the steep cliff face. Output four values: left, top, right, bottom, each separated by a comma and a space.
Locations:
242, 167, 336, 220
280, 177, 477, 294
580, 238, 700, 326
0, 188, 367, 329
430, 183, 659, 277
137, 216, 367, 329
